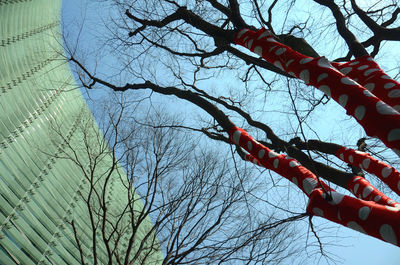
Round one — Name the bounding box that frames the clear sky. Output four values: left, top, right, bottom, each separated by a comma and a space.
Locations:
62, 1, 400, 264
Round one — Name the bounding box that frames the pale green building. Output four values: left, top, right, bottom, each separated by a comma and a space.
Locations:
0, 1, 161, 264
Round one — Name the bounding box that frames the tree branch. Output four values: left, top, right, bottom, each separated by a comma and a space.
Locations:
313, 0, 368, 58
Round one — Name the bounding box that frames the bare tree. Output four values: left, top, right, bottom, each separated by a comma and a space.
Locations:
65, 0, 400, 261
47, 93, 308, 264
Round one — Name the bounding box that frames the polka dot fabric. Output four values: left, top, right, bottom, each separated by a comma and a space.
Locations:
333, 56, 400, 111
230, 126, 400, 246
229, 127, 333, 196
337, 147, 400, 197
233, 28, 400, 246
347, 176, 398, 207
307, 189, 400, 246
234, 28, 400, 156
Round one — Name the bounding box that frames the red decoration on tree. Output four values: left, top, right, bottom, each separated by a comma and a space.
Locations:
229, 127, 333, 197
347, 176, 398, 207
231, 28, 400, 247
337, 147, 400, 198
234, 28, 400, 156
333, 56, 400, 111
307, 188, 400, 246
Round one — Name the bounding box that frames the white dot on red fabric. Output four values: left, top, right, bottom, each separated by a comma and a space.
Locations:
374, 195, 382, 202
341, 77, 358, 85
326, 191, 344, 205
340, 67, 352, 74
299, 69, 310, 84
303, 178, 318, 195
247, 141, 253, 150
357, 65, 369, 70
266, 37, 278, 43
274, 61, 284, 70
257, 31, 270, 40
364, 68, 379, 76
380, 224, 397, 245
252, 158, 258, 164
236, 29, 249, 38
288, 72, 296, 77
354, 106, 366, 120
384, 83, 396, 89
382, 167, 392, 178
362, 158, 370, 169
317, 73, 328, 83
233, 130, 241, 144
338, 94, 349, 107
289, 160, 300, 167
292, 177, 298, 186
354, 183, 360, 194
273, 159, 279, 168
275, 47, 286, 55
319, 85, 331, 97
347, 221, 367, 234
300, 58, 313, 64
338, 211, 342, 221
348, 155, 354, 163
254, 46, 263, 56
376, 101, 398, 115
269, 46, 277, 52
258, 149, 265, 159
367, 57, 374, 61
385, 205, 400, 212
268, 151, 278, 158
353, 177, 362, 182
243, 36, 249, 43
364, 83, 375, 91
313, 208, 324, 216
247, 39, 253, 49
286, 59, 294, 67
381, 74, 391, 79
362, 186, 373, 198
318, 57, 333, 69
388, 129, 400, 142
339, 153, 344, 160
363, 90, 374, 97
358, 206, 370, 221
388, 89, 400, 98
349, 61, 359, 66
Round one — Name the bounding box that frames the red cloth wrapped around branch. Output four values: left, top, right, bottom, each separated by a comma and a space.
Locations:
232, 28, 400, 246
229, 127, 333, 196
307, 188, 400, 246
336, 147, 400, 198
234, 28, 400, 156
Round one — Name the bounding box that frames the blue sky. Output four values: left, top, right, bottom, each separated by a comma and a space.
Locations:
61, 1, 400, 264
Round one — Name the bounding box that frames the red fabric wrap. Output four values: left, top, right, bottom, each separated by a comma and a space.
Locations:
334, 55, 400, 111
233, 28, 400, 246
234, 28, 400, 155
347, 176, 398, 207
307, 189, 400, 246
337, 147, 400, 197
229, 127, 333, 196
